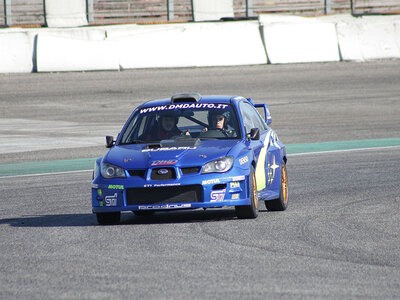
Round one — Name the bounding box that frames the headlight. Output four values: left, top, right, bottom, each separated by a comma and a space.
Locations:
201, 156, 234, 174
100, 162, 126, 179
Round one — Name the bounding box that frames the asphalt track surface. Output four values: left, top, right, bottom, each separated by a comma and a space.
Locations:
1, 61, 400, 299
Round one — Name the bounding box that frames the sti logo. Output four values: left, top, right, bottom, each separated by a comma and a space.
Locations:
105, 193, 117, 207
210, 189, 226, 202
151, 159, 178, 166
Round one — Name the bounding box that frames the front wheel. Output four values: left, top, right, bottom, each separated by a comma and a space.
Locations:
235, 166, 259, 219
265, 161, 288, 211
96, 212, 121, 225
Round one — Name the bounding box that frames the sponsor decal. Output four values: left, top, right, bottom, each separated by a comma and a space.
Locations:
231, 194, 239, 200
97, 189, 103, 196
138, 204, 191, 210
92, 184, 99, 189
267, 155, 279, 184
139, 103, 229, 114
142, 146, 197, 152
202, 178, 221, 185
108, 184, 124, 190
231, 175, 245, 181
153, 183, 181, 187
210, 189, 226, 202
144, 183, 180, 188
230, 182, 240, 189
123, 158, 132, 163
99, 201, 103, 207
151, 159, 178, 166
105, 193, 117, 207
239, 156, 249, 165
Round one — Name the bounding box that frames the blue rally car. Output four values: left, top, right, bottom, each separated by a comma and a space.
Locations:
92, 93, 288, 224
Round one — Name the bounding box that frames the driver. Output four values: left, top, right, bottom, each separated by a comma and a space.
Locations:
202, 110, 235, 137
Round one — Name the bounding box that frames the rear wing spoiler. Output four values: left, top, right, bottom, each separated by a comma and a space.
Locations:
247, 98, 272, 125
254, 103, 272, 125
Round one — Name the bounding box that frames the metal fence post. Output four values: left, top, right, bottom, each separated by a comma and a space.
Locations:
87, 0, 94, 23
246, 0, 253, 17
324, 0, 331, 14
190, 0, 194, 21
167, 0, 174, 21
4, 0, 12, 26
350, 0, 355, 16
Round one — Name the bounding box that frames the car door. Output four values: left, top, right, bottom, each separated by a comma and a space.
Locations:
238, 101, 270, 193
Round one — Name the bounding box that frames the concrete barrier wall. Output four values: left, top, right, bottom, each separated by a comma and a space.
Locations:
112, 21, 267, 69
0, 31, 34, 73
395, 22, 400, 51
259, 14, 340, 64
261, 22, 340, 64
337, 22, 400, 61
1, 14, 400, 73
36, 34, 119, 72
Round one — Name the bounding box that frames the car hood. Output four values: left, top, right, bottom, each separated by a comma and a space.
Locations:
104, 139, 242, 169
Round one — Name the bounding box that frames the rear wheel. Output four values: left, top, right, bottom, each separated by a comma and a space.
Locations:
235, 166, 259, 219
265, 161, 288, 211
96, 212, 120, 225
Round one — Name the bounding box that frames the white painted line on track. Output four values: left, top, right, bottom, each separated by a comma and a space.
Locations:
287, 145, 400, 157
0, 169, 92, 180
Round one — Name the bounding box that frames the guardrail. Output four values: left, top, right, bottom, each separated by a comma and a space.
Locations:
1, 0, 400, 27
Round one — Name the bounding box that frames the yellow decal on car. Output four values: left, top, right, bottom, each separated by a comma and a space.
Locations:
255, 131, 271, 191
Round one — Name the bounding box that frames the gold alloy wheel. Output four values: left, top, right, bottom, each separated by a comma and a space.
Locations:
281, 163, 288, 204
252, 171, 258, 209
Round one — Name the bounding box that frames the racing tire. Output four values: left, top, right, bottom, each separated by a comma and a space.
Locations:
96, 212, 120, 225
265, 161, 288, 211
235, 166, 259, 219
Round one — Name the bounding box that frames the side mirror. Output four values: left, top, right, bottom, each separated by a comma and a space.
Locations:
255, 103, 272, 125
248, 128, 260, 140
106, 136, 115, 148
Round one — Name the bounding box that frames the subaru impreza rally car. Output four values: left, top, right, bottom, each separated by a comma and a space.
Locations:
92, 93, 288, 224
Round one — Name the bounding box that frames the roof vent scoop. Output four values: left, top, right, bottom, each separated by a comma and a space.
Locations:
171, 93, 201, 103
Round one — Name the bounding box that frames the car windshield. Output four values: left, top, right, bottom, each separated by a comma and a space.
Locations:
119, 103, 241, 144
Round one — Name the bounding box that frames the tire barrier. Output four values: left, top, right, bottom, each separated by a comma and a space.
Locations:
1, 14, 400, 73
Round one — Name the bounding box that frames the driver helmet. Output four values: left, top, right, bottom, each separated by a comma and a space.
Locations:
208, 110, 231, 128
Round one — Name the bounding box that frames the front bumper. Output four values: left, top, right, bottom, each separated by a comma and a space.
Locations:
92, 170, 251, 213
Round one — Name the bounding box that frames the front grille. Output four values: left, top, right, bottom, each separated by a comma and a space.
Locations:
151, 167, 176, 180
126, 185, 203, 205
128, 169, 146, 178
181, 166, 201, 175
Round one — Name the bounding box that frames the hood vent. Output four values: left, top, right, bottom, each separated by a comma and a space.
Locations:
171, 93, 201, 103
